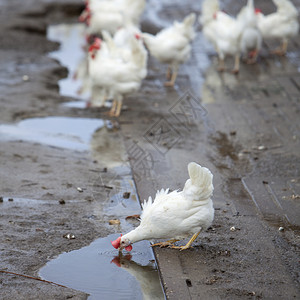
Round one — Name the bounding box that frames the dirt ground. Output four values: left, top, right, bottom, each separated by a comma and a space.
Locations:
0, 0, 299, 299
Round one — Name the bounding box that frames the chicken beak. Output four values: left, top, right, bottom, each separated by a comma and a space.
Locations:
111, 236, 121, 249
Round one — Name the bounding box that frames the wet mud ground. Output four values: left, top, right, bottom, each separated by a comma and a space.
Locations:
0, 0, 300, 299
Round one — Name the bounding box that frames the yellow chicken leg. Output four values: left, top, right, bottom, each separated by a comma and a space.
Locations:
217, 58, 225, 72
171, 231, 201, 251
114, 100, 123, 118
106, 99, 123, 118
107, 100, 117, 116
166, 66, 172, 80
151, 239, 179, 248
164, 70, 178, 87
271, 39, 288, 56
231, 54, 240, 74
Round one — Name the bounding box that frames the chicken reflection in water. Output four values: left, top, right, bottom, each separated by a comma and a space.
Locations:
111, 253, 165, 300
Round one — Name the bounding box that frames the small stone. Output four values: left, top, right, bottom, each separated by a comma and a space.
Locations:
77, 187, 83, 192
257, 145, 266, 150
22, 75, 29, 81
125, 214, 140, 220
109, 219, 120, 225
0, 197, 3, 203
59, 199, 65, 205
8, 198, 13, 202
278, 227, 284, 232
63, 233, 76, 239
230, 226, 236, 232
123, 192, 131, 199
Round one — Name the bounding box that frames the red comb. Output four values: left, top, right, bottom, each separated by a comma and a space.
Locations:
135, 33, 141, 40
255, 8, 262, 14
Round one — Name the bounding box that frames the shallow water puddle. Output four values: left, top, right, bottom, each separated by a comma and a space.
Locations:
47, 23, 89, 106
40, 235, 164, 300
40, 164, 165, 299
0, 116, 104, 151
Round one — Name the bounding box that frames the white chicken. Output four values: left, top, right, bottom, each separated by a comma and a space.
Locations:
102, 24, 143, 62
200, 0, 264, 72
238, 0, 262, 64
80, 0, 146, 35
111, 162, 214, 251
142, 13, 196, 87
88, 34, 147, 116
200, 0, 243, 73
256, 0, 299, 55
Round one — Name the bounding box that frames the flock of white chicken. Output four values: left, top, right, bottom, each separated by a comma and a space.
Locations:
76, 0, 196, 117
75, 0, 299, 117
201, 0, 299, 73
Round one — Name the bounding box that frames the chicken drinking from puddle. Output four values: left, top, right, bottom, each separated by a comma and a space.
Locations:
111, 162, 214, 251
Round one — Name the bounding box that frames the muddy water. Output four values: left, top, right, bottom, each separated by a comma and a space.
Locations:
32, 21, 165, 299
39, 164, 165, 299
39, 235, 163, 300
47, 23, 89, 103
0, 116, 104, 151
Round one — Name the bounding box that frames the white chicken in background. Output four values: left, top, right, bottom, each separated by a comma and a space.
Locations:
80, 0, 146, 35
238, 0, 262, 64
102, 24, 144, 62
111, 162, 214, 251
200, 0, 243, 73
88, 35, 147, 116
256, 0, 299, 55
142, 13, 196, 87
200, 0, 264, 72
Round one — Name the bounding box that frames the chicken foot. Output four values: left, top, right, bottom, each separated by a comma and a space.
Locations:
151, 239, 179, 248
271, 39, 288, 56
164, 70, 178, 87
106, 99, 122, 118
166, 66, 172, 80
217, 58, 225, 72
171, 231, 201, 251
231, 54, 240, 74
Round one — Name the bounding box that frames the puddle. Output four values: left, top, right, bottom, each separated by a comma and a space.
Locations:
40, 235, 163, 300
40, 164, 165, 299
47, 23, 89, 106
0, 116, 104, 151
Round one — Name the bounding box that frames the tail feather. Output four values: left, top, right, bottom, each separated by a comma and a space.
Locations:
183, 13, 196, 27
184, 162, 213, 201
